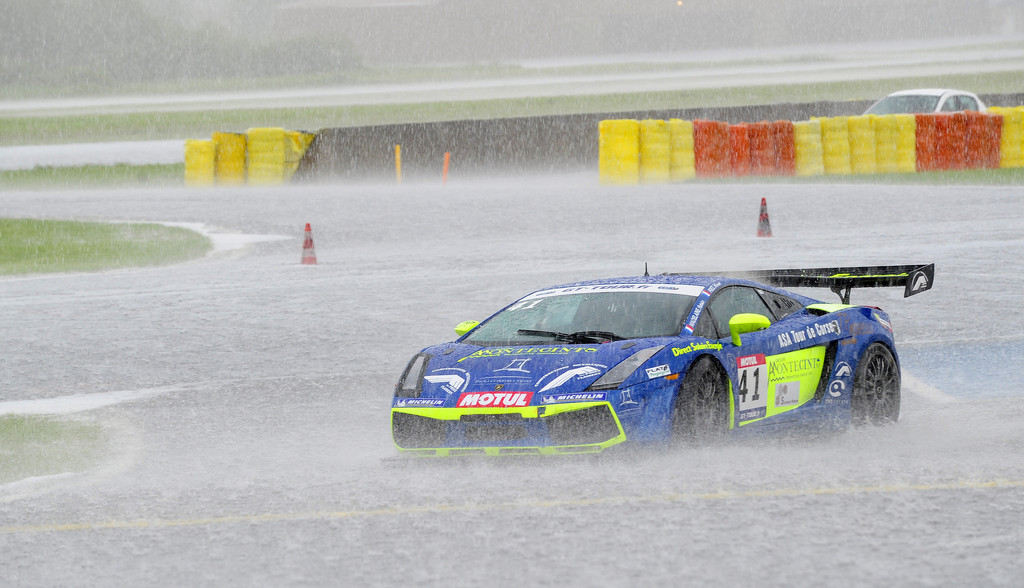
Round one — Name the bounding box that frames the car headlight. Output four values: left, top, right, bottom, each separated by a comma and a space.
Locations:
587, 345, 666, 391
394, 353, 431, 398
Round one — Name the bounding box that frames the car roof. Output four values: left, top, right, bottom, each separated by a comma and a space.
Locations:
534, 274, 811, 294
542, 275, 731, 290
884, 88, 975, 97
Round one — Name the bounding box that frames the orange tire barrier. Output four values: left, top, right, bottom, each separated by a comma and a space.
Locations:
694, 120, 731, 178
935, 113, 968, 171
748, 121, 774, 176
964, 111, 984, 169
771, 120, 795, 176
729, 123, 751, 177
972, 112, 1002, 170
599, 108, 1020, 183
915, 114, 939, 172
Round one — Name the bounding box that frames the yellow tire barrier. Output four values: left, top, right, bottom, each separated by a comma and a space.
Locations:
990, 106, 1024, 168
245, 127, 316, 185
668, 119, 696, 181
598, 119, 641, 185
185, 128, 314, 187
894, 114, 917, 173
599, 105, 1023, 183
793, 120, 824, 177
848, 115, 877, 175
639, 119, 671, 183
820, 116, 852, 175
872, 115, 899, 174
184, 139, 215, 187
212, 132, 247, 186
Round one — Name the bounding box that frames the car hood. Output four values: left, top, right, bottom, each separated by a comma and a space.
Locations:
414, 341, 666, 404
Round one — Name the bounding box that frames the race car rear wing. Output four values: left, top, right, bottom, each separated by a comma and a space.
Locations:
663, 263, 934, 304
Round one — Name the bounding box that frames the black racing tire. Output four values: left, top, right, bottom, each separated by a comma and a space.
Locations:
851, 343, 901, 427
673, 357, 730, 445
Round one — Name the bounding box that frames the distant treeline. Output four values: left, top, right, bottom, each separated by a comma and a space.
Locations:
1, 0, 360, 93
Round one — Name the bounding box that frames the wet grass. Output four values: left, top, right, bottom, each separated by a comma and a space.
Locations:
0, 219, 213, 275
715, 168, 1024, 185
0, 415, 107, 485
2, 70, 1021, 146
0, 163, 183, 189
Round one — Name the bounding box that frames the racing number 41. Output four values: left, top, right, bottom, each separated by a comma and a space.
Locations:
736, 354, 768, 415
738, 367, 760, 403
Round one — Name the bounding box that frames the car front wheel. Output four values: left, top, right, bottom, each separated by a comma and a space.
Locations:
673, 357, 730, 445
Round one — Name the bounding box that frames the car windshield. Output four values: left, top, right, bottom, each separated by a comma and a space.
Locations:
864, 95, 940, 115
461, 286, 698, 346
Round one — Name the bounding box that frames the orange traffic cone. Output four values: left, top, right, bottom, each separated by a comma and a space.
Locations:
301, 223, 317, 265
757, 198, 773, 238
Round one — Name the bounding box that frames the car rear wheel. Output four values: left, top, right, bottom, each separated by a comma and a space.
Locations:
673, 357, 730, 445
851, 343, 901, 426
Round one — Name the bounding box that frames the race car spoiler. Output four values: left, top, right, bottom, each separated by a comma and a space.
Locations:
664, 263, 935, 304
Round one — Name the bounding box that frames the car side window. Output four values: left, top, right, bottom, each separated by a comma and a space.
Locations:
757, 289, 804, 320
699, 286, 774, 340
960, 95, 979, 111
940, 96, 959, 112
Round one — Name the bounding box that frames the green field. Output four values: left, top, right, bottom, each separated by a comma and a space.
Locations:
0, 415, 108, 485
0, 218, 212, 275
3, 69, 1023, 146
0, 164, 184, 189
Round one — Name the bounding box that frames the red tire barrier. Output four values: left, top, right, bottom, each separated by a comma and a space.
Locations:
729, 123, 751, 176
771, 120, 795, 176
946, 112, 968, 170
926, 113, 968, 171
694, 119, 731, 178
965, 111, 1003, 170
749, 121, 774, 176
915, 114, 939, 172
986, 113, 1004, 169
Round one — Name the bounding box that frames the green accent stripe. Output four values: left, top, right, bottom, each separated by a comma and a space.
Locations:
392, 401, 627, 457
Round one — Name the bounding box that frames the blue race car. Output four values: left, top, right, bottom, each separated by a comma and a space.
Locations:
391, 264, 934, 457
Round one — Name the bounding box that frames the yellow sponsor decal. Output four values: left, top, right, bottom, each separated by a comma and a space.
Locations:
738, 346, 826, 426
672, 341, 723, 356
458, 347, 599, 362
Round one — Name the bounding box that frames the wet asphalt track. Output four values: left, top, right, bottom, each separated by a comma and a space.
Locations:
1, 176, 1022, 586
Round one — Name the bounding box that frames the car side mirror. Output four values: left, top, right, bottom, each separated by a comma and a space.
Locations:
729, 313, 771, 346
454, 320, 479, 336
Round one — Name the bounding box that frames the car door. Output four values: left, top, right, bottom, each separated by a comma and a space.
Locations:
694, 286, 828, 427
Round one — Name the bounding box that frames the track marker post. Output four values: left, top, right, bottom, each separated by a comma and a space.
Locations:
395, 144, 402, 184
443, 152, 450, 185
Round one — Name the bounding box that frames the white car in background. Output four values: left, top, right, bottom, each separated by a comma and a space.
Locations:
863, 89, 987, 115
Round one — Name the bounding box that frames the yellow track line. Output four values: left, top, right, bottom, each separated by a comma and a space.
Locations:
3, 478, 1022, 535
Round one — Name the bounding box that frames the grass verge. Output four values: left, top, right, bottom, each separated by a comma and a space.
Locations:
714, 168, 1024, 185
2, 70, 1022, 146
0, 219, 213, 276
0, 163, 183, 189
0, 416, 107, 485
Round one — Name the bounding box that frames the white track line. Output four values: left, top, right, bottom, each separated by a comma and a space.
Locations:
902, 370, 957, 404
